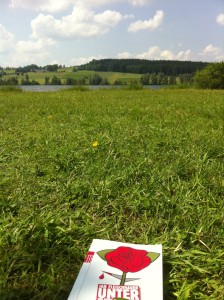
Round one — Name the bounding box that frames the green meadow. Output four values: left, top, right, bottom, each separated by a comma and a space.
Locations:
0, 88, 223, 299
3, 69, 141, 85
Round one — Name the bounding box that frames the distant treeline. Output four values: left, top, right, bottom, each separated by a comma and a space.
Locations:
78, 59, 208, 75
2, 60, 222, 88
15, 64, 64, 73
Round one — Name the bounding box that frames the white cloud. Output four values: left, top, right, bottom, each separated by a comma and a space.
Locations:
31, 6, 127, 40
117, 52, 132, 58
10, 0, 154, 13
5, 38, 55, 67
128, 10, 164, 32
176, 50, 193, 61
0, 24, 14, 52
71, 55, 106, 66
9, 52, 49, 67
135, 46, 160, 59
16, 38, 55, 53
71, 46, 195, 67
203, 44, 219, 54
160, 50, 174, 60
135, 46, 224, 62
94, 10, 128, 27
130, 0, 153, 6
135, 46, 193, 60
216, 13, 224, 25
10, 0, 74, 13
199, 44, 224, 61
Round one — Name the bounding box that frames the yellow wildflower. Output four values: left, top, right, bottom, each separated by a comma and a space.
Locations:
92, 141, 99, 147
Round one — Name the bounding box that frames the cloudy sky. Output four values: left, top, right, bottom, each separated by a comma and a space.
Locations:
0, 0, 224, 67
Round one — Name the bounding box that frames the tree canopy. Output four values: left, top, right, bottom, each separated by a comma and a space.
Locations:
194, 62, 224, 89
77, 59, 208, 75
16, 64, 59, 73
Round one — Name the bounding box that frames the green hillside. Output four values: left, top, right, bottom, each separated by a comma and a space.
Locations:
0, 59, 210, 86
1, 68, 141, 85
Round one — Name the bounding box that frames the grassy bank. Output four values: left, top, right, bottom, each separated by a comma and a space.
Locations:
0, 89, 223, 299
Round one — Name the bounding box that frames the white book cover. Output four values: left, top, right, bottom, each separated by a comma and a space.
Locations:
68, 239, 163, 300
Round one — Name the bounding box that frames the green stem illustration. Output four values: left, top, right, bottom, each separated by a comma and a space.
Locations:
120, 272, 127, 285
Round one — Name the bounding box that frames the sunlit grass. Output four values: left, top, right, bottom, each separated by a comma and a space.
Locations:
0, 89, 223, 299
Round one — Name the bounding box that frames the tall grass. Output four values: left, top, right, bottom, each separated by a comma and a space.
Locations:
0, 89, 223, 299
0, 86, 22, 92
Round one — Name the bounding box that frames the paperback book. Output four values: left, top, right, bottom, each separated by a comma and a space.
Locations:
68, 239, 163, 300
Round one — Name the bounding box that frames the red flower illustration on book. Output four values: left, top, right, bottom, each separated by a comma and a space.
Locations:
105, 246, 151, 273
97, 246, 160, 285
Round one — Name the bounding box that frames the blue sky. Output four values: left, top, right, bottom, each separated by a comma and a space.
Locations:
0, 0, 224, 67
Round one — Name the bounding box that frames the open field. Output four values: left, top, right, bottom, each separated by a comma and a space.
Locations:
0, 88, 224, 299
2, 69, 141, 85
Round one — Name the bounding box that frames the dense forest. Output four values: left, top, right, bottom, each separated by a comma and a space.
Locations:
77, 59, 208, 75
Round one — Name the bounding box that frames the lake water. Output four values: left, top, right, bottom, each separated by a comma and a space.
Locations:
21, 85, 166, 92
21, 85, 74, 92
